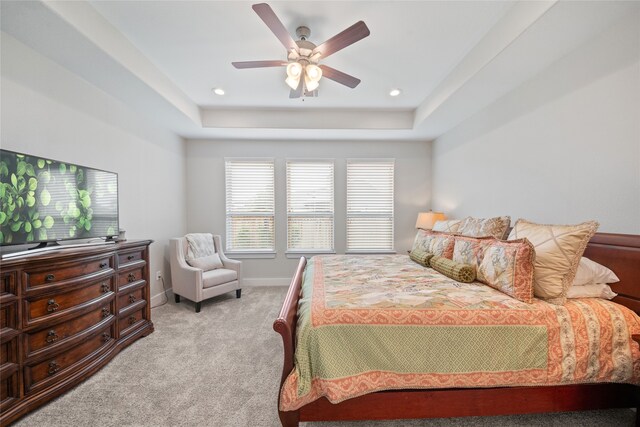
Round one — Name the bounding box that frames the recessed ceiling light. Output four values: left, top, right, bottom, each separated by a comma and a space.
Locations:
389, 89, 402, 97
212, 88, 225, 96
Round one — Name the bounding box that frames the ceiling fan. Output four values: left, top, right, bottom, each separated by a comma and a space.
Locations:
232, 3, 370, 98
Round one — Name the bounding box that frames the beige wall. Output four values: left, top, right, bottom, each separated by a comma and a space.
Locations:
432, 13, 640, 234
1, 35, 188, 304
186, 139, 432, 282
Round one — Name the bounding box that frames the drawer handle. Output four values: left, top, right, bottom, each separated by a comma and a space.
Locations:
102, 307, 110, 318
101, 283, 110, 293
128, 316, 136, 325
129, 294, 137, 303
102, 332, 111, 342
45, 274, 55, 283
46, 330, 59, 344
100, 262, 108, 268
127, 255, 135, 260
127, 273, 136, 283
46, 299, 60, 312
48, 360, 60, 375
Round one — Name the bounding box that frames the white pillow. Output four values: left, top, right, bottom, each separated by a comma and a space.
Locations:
186, 253, 223, 271
567, 283, 617, 300
572, 257, 619, 287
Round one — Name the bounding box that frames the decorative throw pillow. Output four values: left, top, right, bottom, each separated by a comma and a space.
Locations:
457, 216, 511, 239
567, 283, 617, 300
412, 230, 454, 257
508, 219, 599, 305
572, 257, 619, 287
187, 253, 224, 271
432, 220, 462, 233
185, 233, 215, 259
477, 238, 536, 303
409, 248, 433, 268
430, 256, 476, 283
452, 236, 494, 270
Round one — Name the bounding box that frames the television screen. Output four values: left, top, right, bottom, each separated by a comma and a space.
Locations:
0, 149, 118, 246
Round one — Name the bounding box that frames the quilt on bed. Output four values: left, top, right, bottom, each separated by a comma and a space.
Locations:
280, 255, 640, 411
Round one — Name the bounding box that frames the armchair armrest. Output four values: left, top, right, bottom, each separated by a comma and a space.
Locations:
169, 238, 204, 301
212, 235, 242, 285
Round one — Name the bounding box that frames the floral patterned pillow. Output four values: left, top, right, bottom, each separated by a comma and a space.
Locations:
432, 220, 462, 233
477, 238, 536, 303
411, 230, 455, 259
452, 236, 494, 270
457, 216, 511, 239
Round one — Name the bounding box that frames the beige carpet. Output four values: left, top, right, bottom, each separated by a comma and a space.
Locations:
15, 287, 634, 427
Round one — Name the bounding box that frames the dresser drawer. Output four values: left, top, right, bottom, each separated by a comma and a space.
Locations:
118, 249, 145, 268
24, 322, 115, 393
0, 366, 19, 410
1, 335, 19, 366
23, 255, 112, 291
117, 286, 145, 314
24, 279, 113, 328
118, 303, 147, 338
117, 267, 145, 289
24, 303, 114, 361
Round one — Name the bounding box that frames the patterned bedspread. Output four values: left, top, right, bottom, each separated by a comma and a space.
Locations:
279, 255, 640, 411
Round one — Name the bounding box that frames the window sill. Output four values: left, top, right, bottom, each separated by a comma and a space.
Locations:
225, 252, 276, 259
285, 251, 336, 259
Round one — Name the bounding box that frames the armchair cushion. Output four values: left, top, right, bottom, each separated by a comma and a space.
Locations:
188, 253, 224, 271
203, 268, 238, 289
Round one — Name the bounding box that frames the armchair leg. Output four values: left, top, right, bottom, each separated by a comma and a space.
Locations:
236, 289, 242, 299
175, 294, 181, 303
195, 302, 201, 313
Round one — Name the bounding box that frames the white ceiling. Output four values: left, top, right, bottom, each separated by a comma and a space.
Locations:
1, 1, 638, 141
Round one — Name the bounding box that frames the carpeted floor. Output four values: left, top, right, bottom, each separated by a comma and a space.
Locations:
15, 287, 634, 427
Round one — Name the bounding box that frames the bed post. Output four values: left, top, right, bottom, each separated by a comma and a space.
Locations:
273, 257, 307, 427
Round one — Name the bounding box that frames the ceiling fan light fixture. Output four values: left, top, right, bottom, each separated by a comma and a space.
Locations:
286, 62, 303, 78
306, 64, 322, 81
285, 75, 300, 90
304, 76, 320, 92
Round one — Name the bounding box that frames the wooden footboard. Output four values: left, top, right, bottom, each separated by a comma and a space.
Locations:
273, 257, 306, 427
273, 234, 640, 427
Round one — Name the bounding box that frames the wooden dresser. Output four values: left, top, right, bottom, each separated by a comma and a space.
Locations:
0, 240, 154, 424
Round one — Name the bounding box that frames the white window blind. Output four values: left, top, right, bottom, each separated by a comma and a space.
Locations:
225, 160, 275, 252
347, 160, 394, 252
286, 161, 334, 252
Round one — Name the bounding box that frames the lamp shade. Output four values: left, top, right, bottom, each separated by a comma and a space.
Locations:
415, 211, 446, 230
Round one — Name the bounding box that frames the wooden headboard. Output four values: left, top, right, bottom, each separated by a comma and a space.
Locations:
583, 232, 640, 314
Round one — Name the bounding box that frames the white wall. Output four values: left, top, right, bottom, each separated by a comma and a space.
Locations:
432, 13, 640, 234
1, 34, 187, 304
186, 139, 431, 282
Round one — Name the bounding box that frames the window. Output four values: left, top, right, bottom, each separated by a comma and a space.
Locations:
225, 160, 275, 253
347, 160, 394, 252
286, 161, 334, 252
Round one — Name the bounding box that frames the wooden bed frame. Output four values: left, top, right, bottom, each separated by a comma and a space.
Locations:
273, 232, 640, 427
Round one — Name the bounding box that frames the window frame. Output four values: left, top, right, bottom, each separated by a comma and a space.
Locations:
285, 158, 336, 256
345, 158, 395, 254
224, 158, 276, 258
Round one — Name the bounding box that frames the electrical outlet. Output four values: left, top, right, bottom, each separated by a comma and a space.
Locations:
156, 271, 162, 281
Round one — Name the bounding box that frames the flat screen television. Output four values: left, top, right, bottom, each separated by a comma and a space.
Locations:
0, 149, 118, 248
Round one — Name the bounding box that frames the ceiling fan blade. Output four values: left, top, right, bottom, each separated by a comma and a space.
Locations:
289, 76, 304, 99
318, 65, 361, 88
232, 60, 287, 69
313, 21, 370, 59
252, 3, 298, 51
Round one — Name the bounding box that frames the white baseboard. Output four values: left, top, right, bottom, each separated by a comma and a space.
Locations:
243, 278, 290, 287
151, 287, 172, 308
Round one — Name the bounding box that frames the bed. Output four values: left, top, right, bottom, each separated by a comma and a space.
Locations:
273, 232, 640, 427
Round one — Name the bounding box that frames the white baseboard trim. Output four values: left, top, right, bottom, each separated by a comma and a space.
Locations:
151, 287, 172, 308
243, 278, 290, 287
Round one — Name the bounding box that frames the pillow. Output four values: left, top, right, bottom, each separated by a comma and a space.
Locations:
477, 238, 536, 303
409, 248, 433, 267
432, 220, 462, 233
567, 283, 617, 300
430, 256, 476, 283
457, 216, 511, 239
572, 257, 619, 286
452, 236, 494, 270
187, 253, 224, 271
412, 230, 455, 259
508, 219, 599, 305
185, 233, 215, 259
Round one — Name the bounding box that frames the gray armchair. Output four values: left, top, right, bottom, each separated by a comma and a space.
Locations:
169, 234, 241, 313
